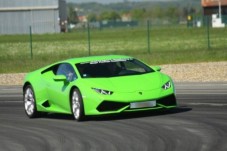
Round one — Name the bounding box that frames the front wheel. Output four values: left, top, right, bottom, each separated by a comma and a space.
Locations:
71, 88, 85, 121
23, 85, 40, 118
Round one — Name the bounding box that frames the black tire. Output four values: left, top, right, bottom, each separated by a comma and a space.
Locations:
23, 85, 40, 118
71, 88, 85, 121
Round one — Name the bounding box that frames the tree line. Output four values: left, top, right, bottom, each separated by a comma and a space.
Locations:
67, 3, 201, 24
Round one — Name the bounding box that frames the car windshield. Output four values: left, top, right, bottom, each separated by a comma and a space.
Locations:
76, 58, 154, 78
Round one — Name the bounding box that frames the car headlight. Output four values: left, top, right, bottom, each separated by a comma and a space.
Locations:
162, 81, 171, 90
92, 88, 113, 95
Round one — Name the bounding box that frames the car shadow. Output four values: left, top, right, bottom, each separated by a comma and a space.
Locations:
44, 113, 74, 120
42, 106, 192, 122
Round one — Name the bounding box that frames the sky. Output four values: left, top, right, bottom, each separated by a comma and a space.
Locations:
67, 0, 176, 4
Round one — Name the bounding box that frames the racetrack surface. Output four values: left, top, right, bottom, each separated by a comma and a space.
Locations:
0, 83, 227, 151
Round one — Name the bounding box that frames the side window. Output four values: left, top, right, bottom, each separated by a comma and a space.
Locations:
56, 63, 77, 82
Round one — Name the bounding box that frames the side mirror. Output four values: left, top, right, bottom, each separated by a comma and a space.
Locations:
152, 66, 161, 72
53, 75, 67, 81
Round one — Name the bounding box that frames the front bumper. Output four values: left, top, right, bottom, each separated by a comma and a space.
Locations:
97, 93, 177, 112
84, 92, 177, 115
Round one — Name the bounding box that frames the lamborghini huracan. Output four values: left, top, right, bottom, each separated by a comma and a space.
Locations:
23, 55, 177, 121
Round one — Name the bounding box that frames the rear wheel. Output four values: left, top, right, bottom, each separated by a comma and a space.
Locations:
71, 88, 85, 121
23, 85, 40, 118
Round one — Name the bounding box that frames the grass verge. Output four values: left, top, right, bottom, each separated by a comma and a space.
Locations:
0, 26, 226, 73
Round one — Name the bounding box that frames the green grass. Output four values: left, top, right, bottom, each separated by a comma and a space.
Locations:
0, 26, 227, 73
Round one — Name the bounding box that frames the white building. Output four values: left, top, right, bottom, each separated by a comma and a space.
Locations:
0, 0, 67, 34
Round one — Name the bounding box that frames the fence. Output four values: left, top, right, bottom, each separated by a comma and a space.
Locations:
0, 16, 227, 72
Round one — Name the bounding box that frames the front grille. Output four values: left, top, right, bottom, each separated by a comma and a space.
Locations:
97, 101, 128, 112
157, 94, 176, 106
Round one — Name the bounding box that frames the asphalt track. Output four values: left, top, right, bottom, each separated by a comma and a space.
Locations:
0, 83, 227, 151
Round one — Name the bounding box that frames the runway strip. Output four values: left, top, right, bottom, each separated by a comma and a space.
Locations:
0, 83, 227, 151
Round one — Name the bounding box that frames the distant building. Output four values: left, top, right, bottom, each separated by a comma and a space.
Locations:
78, 15, 88, 23
202, 0, 227, 15
202, 0, 227, 27
0, 0, 67, 35
121, 13, 132, 22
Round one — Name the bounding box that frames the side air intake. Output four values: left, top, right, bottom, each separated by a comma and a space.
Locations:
42, 101, 50, 108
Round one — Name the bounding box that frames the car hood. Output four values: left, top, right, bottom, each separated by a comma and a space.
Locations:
81, 72, 165, 93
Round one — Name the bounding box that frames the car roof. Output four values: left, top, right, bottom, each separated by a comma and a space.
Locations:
65, 55, 133, 64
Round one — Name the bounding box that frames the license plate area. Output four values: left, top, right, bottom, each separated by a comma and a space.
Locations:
130, 100, 156, 109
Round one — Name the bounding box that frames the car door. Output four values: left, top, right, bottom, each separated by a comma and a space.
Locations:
47, 63, 77, 113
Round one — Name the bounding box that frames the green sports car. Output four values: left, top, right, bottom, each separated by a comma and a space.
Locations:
23, 55, 177, 121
